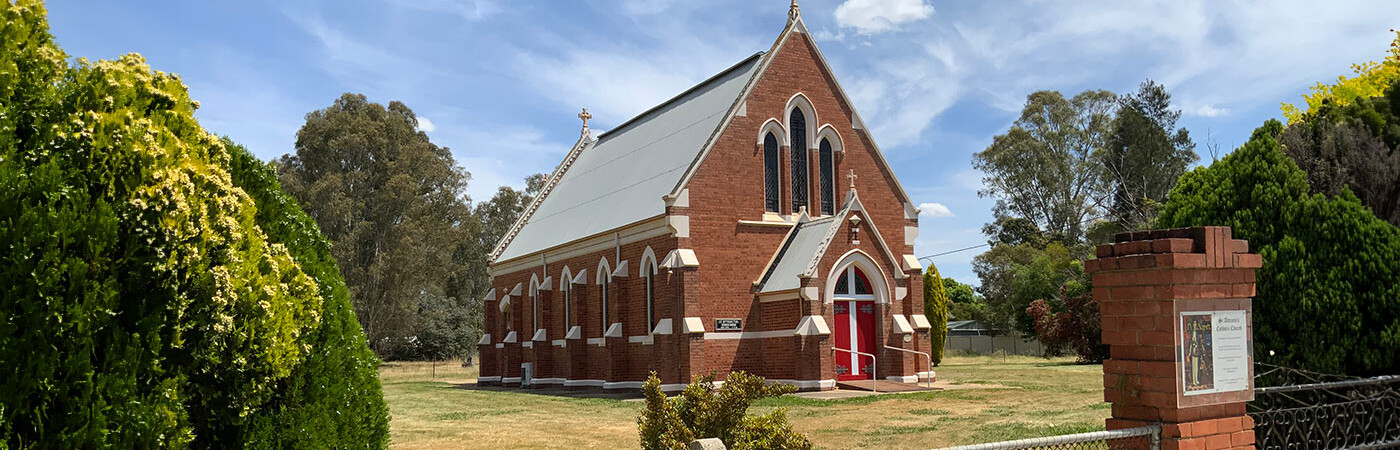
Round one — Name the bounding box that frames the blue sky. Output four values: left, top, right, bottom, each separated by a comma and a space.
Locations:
46, 0, 1398, 285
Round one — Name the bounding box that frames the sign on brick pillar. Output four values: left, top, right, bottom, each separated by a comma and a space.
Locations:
1086, 226, 1262, 450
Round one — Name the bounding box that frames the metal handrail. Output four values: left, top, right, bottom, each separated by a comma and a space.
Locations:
884, 344, 932, 389
832, 347, 877, 393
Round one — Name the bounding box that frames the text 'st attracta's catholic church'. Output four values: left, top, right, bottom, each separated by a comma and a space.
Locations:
478, 1, 934, 391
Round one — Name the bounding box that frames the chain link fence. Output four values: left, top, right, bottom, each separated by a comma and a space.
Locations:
932, 424, 1161, 450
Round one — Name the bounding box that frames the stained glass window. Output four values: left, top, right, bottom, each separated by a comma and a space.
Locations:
790, 109, 808, 212
819, 138, 834, 215
763, 133, 779, 212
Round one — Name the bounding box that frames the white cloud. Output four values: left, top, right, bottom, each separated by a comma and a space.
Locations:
834, 0, 934, 35
511, 16, 763, 125
1192, 104, 1230, 118
416, 116, 437, 132
918, 202, 955, 218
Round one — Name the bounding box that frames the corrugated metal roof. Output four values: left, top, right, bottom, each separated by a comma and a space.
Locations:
757, 216, 839, 293
495, 53, 764, 263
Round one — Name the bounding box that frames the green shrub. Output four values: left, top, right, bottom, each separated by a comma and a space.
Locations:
0, 2, 382, 446
922, 266, 949, 366
1158, 120, 1400, 376
638, 372, 812, 450
226, 141, 389, 448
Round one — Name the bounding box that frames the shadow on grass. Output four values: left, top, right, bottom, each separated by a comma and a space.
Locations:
450, 381, 645, 401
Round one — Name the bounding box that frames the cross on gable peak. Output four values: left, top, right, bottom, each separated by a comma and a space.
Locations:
578, 108, 592, 128
847, 169, 857, 189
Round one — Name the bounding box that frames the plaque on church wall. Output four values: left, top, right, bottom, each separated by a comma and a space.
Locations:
1173, 301, 1254, 407
715, 319, 742, 331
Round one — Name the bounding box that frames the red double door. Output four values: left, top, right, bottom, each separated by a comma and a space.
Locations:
833, 300, 876, 381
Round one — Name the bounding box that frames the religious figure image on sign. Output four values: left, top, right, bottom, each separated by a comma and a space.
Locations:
1181, 312, 1215, 393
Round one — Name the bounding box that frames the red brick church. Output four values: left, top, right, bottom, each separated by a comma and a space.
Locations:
477, 2, 934, 391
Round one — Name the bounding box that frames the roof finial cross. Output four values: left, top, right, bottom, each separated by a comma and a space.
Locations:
847, 169, 858, 189
788, 0, 801, 23
577, 108, 592, 131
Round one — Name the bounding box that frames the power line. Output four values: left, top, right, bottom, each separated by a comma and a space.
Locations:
917, 244, 990, 261
916, 215, 1110, 262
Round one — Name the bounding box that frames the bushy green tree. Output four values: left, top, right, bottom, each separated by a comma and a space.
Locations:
639, 372, 811, 450
278, 93, 474, 358
973, 240, 1087, 336
1280, 82, 1400, 227
1099, 80, 1197, 229
1, 1, 326, 445
941, 276, 976, 305
225, 141, 389, 448
1159, 120, 1400, 375
922, 266, 948, 365
974, 91, 1116, 243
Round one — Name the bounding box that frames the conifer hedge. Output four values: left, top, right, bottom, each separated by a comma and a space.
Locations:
0, 1, 388, 446
922, 266, 948, 366
1158, 120, 1400, 376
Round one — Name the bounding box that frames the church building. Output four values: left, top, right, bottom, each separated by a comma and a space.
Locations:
477, 2, 934, 391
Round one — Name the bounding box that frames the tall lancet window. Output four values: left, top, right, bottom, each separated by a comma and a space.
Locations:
763, 133, 780, 212
819, 138, 835, 215
789, 109, 808, 212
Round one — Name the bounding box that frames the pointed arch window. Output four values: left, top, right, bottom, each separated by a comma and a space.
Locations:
598, 260, 612, 334
763, 133, 780, 212
790, 109, 809, 212
834, 266, 874, 298
819, 138, 835, 215
563, 286, 571, 331
644, 265, 657, 331
531, 286, 540, 332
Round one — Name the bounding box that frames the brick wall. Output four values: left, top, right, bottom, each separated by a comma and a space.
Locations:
481, 30, 927, 389
1089, 227, 1261, 450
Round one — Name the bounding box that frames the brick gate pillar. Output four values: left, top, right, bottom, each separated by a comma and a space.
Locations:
1086, 227, 1262, 450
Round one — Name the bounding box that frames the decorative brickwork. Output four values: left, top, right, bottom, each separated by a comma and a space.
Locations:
1089, 226, 1262, 450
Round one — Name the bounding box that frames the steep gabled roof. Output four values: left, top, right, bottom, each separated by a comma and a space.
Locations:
666, 14, 915, 209
491, 53, 763, 263
491, 8, 917, 265
754, 189, 904, 294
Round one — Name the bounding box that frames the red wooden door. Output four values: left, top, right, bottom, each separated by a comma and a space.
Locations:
834, 300, 877, 381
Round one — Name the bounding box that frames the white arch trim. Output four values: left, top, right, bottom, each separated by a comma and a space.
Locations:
529, 273, 541, 296
816, 124, 844, 153
785, 92, 818, 149
823, 249, 891, 305
596, 257, 612, 284
639, 246, 659, 277
757, 118, 789, 146
559, 266, 573, 291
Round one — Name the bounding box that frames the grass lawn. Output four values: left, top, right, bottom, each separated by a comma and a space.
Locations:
381, 355, 1109, 449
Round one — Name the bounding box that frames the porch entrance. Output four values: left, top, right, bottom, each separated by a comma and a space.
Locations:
833, 266, 876, 381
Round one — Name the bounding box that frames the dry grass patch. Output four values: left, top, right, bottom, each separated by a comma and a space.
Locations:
382, 355, 1110, 449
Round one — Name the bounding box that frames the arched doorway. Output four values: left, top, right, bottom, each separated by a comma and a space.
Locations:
832, 265, 877, 381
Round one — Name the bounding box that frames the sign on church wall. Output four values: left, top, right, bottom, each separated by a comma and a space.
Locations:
1173, 302, 1254, 407
715, 319, 742, 332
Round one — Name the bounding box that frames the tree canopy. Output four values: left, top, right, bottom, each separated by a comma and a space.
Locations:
974, 90, 1115, 243
1281, 30, 1400, 123
1100, 80, 1197, 229
1159, 121, 1400, 376
277, 93, 475, 357
1280, 81, 1400, 226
